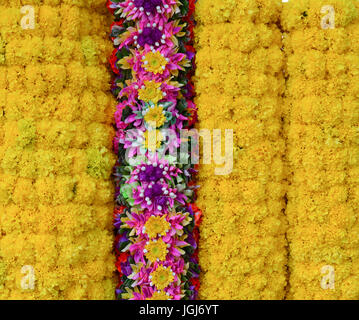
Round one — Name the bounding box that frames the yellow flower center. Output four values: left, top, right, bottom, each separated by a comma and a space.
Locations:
147, 291, 173, 300
145, 239, 168, 262
144, 105, 166, 128
143, 130, 163, 152
150, 265, 175, 290
144, 215, 170, 238
142, 51, 167, 74
138, 80, 163, 104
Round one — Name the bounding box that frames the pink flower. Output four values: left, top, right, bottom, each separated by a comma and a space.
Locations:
119, 0, 178, 22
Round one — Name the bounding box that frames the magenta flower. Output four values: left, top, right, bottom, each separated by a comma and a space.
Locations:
128, 159, 181, 184
119, 0, 178, 22
119, 20, 183, 50
133, 181, 178, 213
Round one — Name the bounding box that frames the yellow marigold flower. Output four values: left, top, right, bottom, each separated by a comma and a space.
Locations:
147, 290, 172, 300
144, 104, 166, 128
150, 265, 175, 290
144, 215, 170, 238
142, 51, 167, 74
144, 239, 168, 262
138, 80, 163, 104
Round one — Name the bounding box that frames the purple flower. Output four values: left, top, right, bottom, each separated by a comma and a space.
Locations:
156, 196, 168, 207
116, 230, 129, 247
115, 288, 122, 297
121, 261, 132, 277
189, 287, 198, 300
144, 183, 163, 198
139, 165, 163, 182
134, 0, 162, 14
114, 216, 122, 229
186, 233, 197, 249
186, 50, 195, 61
138, 27, 162, 47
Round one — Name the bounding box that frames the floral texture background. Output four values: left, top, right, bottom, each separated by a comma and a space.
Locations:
0, 0, 358, 301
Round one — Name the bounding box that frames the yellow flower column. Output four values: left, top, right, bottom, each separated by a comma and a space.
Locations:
0, 0, 115, 299
282, 0, 359, 299
195, 0, 287, 299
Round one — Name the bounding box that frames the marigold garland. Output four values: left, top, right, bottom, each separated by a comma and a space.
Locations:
282, 0, 359, 300
108, 0, 201, 300
0, 1, 115, 299
194, 0, 287, 300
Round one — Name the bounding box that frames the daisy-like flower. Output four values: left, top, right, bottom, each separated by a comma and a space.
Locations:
120, 77, 181, 106
143, 215, 171, 238
124, 101, 187, 132
141, 51, 168, 74
149, 265, 175, 290
125, 210, 191, 244
144, 238, 168, 262
143, 104, 166, 128
129, 46, 190, 81
138, 80, 164, 104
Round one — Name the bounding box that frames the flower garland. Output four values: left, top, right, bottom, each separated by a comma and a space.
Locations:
194, 0, 287, 299
282, 0, 359, 300
0, 1, 115, 299
107, 0, 201, 300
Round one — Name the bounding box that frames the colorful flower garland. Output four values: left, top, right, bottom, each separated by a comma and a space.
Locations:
107, 0, 201, 300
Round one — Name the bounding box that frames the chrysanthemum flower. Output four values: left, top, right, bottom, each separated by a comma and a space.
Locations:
149, 265, 175, 290
121, 78, 181, 106
144, 238, 168, 262
138, 80, 164, 103
126, 47, 190, 81
142, 51, 168, 74
143, 104, 166, 128
128, 158, 181, 184
143, 215, 171, 238
124, 101, 188, 132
